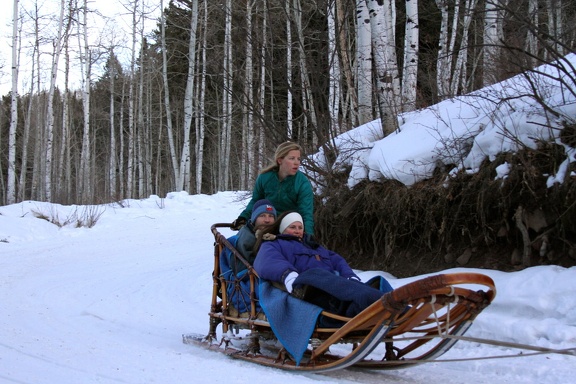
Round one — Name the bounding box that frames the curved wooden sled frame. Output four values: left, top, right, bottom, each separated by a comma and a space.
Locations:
184, 223, 497, 372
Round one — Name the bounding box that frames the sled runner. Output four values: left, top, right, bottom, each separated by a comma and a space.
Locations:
183, 223, 497, 372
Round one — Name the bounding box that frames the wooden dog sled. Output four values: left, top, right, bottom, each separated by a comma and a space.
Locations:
183, 223, 497, 372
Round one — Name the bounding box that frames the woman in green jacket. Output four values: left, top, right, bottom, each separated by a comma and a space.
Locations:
233, 141, 315, 235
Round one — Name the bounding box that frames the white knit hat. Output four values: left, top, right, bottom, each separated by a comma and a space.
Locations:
279, 212, 304, 234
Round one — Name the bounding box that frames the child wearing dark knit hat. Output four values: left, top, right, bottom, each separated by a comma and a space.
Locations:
250, 199, 277, 223
230, 199, 277, 275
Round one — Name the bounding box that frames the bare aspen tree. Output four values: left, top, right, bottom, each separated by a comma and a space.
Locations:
294, 0, 319, 137
449, 0, 478, 95
195, 0, 208, 194
327, 2, 342, 137
219, 0, 232, 191
55, 0, 75, 202
138, 1, 157, 198
401, 0, 419, 112
447, 0, 461, 73
18, 40, 34, 202
146, 66, 154, 196
154, 90, 162, 192
435, 0, 450, 99
58, 27, 71, 201
241, 0, 255, 190
108, 48, 118, 198
435, 0, 511, 98
137, 52, 145, 197
293, 0, 318, 142
525, 0, 538, 67
483, 0, 506, 87
31, 4, 43, 201
44, 0, 67, 201
257, 0, 267, 170
137, 8, 146, 197
160, 0, 179, 189
356, 0, 372, 125
7, 0, 19, 205
365, 0, 401, 135
286, 0, 293, 138
77, 0, 92, 203
436, 0, 478, 98
436, 0, 476, 100
119, 77, 126, 197
336, 0, 357, 129
179, 0, 198, 192
126, 0, 139, 198
546, 0, 564, 57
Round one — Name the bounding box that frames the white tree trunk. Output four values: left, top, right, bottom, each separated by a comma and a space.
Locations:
7, 0, 19, 204
119, 78, 126, 197
448, 0, 461, 67
286, 0, 293, 138
220, 0, 232, 191
293, 0, 318, 141
546, 0, 563, 57
450, 0, 478, 95
160, 0, 179, 191
435, 0, 450, 99
57, 0, 74, 201
144, 61, 153, 196
366, 0, 400, 135
242, 0, 254, 190
19, 35, 34, 202
195, 0, 208, 194
31, 8, 42, 201
356, 0, 372, 125
258, 0, 267, 170
127, 2, 137, 198
137, 9, 146, 197
137, 51, 144, 198
327, 2, 341, 136
483, 0, 504, 87
108, 49, 117, 198
78, 0, 92, 203
179, 0, 198, 192
43, 0, 66, 201
401, 0, 419, 112
59, 35, 71, 200
525, 0, 538, 67
336, 0, 357, 129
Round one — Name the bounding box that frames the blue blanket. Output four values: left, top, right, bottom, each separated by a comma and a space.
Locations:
258, 269, 393, 365
258, 280, 322, 365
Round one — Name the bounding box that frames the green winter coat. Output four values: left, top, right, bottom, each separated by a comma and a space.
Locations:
240, 170, 315, 234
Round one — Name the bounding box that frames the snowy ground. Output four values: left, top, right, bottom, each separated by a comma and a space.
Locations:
1, 191, 576, 384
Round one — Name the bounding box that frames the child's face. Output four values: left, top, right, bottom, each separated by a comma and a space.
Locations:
282, 221, 304, 238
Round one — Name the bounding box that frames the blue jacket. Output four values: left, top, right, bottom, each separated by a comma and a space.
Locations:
254, 234, 358, 284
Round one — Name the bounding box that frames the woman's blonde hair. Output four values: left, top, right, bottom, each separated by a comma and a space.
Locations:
260, 141, 303, 174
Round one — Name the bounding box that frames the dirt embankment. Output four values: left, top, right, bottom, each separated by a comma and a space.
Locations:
314, 144, 576, 277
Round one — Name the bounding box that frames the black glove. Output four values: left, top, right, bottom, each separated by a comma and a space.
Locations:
231, 216, 247, 230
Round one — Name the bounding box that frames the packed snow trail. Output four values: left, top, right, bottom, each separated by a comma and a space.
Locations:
1, 192, 575, 383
